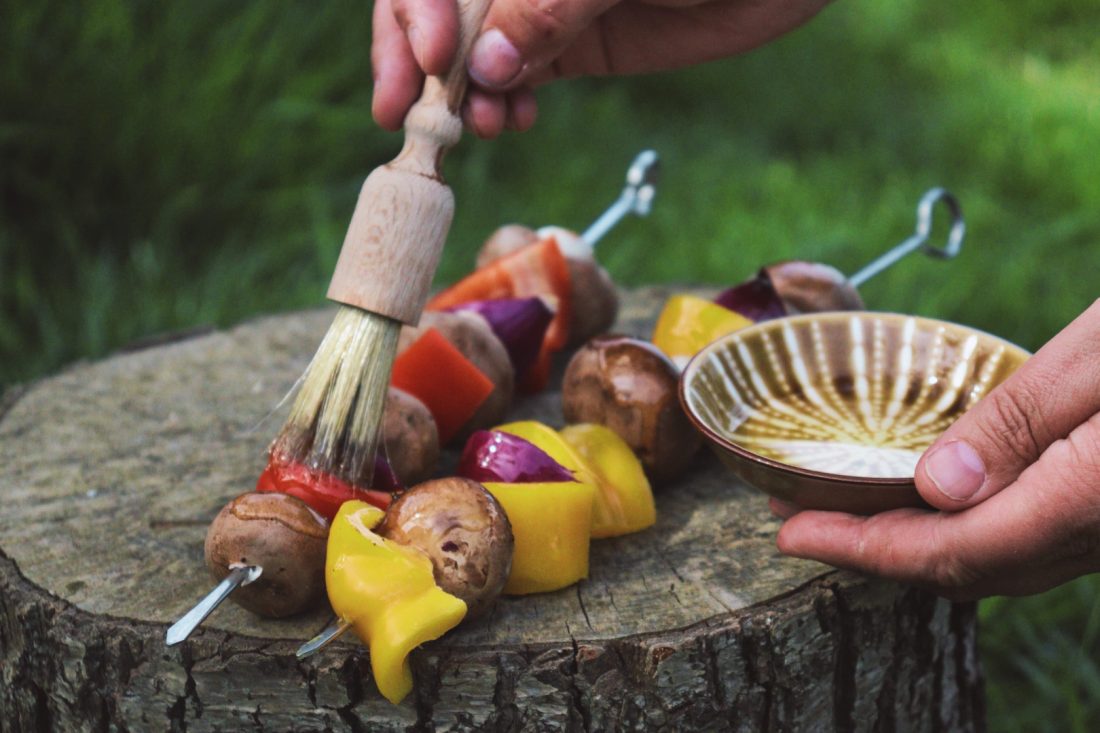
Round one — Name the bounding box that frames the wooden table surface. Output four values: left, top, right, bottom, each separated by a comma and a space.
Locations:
0, 288, 983, 731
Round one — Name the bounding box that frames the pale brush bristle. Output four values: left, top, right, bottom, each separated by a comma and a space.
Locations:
274, 305, 400, 487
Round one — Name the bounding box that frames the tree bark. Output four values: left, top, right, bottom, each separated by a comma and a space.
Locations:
0, 288, 984, 731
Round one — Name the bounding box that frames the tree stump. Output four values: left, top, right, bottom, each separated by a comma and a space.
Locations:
0, 288, 984, 732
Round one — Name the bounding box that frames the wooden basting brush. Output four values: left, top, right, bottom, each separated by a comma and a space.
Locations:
271, 0, 492, 489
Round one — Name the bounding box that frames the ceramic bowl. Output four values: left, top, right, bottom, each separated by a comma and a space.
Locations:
679, 312, 1030, 514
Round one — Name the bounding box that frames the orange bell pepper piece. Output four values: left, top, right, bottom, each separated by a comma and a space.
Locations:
390, 328, 494, 444
427, 236, 572, 391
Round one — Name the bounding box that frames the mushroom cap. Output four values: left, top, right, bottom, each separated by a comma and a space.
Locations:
383, 386, 440, 485
203, 492, 328, 618
379, 478, 514, 619
476, 224, 539, 269
399, 310, 515, 438
566, 258, 620, 345
562, 335, 701, 485
765, 260, 865, 313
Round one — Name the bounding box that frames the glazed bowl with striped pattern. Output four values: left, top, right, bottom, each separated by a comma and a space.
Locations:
679, 312, 1030, 514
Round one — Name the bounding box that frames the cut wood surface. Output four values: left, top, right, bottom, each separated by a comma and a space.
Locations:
0, 287, 984, 731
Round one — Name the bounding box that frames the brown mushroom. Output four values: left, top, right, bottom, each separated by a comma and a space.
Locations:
383, 386, 439, 486
764, 261, 864, 313
475, 224, 539, 269
378, 478, 513, 618
566, 257, 619, 345
204, 492, 328, 618
399, 310, 515, 438
562, 335, 701, 485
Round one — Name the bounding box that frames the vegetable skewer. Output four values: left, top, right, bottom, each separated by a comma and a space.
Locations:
654, 188, 967, 366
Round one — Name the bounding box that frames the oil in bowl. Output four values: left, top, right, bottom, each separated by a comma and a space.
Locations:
680, 312, 1030, 513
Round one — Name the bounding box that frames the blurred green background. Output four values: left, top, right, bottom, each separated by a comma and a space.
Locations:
2, 0, 1097, 727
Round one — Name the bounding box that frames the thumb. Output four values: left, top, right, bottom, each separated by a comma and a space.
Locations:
467, 0, 619, 90
914, 299, 1100, 511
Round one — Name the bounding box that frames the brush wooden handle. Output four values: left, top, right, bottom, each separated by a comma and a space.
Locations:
327, 0, 494, 325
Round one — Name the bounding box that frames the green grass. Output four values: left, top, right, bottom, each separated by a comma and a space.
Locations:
2, 0, 1099, 727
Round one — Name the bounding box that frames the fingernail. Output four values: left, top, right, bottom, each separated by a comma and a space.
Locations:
469, 29, 523, 89
925, 441, 986, 501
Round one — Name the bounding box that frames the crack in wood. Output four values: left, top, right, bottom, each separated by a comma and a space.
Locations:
829, 585, 857, 732
148, 519, 210, 529
336, 656, 367, 733
606, 586, 619, 614
575, 586, 594, 632
660, 553, 687, 584
564, 628, 592, 733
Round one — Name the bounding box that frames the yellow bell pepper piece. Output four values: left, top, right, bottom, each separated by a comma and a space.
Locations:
495, 420, 624, 535
496, 420, 655, 539
482, 481, 594, 595
651, 294, 753, 369
326, 501, 467, 704
560, 423, 656, 537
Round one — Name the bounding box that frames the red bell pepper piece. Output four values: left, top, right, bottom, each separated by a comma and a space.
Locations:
390, 328, 495, 444
256, 457, 392, 521
427, 235, 573, 391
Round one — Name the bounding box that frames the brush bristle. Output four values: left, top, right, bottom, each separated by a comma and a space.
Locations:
273, 305, 400, 488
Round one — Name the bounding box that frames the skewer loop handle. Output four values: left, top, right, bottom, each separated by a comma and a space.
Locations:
847, 187, 965, 288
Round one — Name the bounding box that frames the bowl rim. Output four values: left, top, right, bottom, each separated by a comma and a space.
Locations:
678, 310, 1031, 487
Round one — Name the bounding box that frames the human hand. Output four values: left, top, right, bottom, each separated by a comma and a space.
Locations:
775, 299, 1100, 601
372, 0, 835, 138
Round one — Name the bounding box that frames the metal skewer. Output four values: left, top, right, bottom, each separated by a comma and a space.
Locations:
166, 564, 262, 646
580, 150, 660, 248
296, 618, 353, 659
847, 187, 965, 288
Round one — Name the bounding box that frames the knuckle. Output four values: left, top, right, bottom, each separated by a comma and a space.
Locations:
1065, 414, 1100, 472
927, 520, 982, 592
1050, 528, 1100, 566
516, 0, 572, 43
390, 0, 412, 26
929, 551, 982, 591
851, 517, 891, 575
979, 385, 1047, 465
1038, 415, 1100, 547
